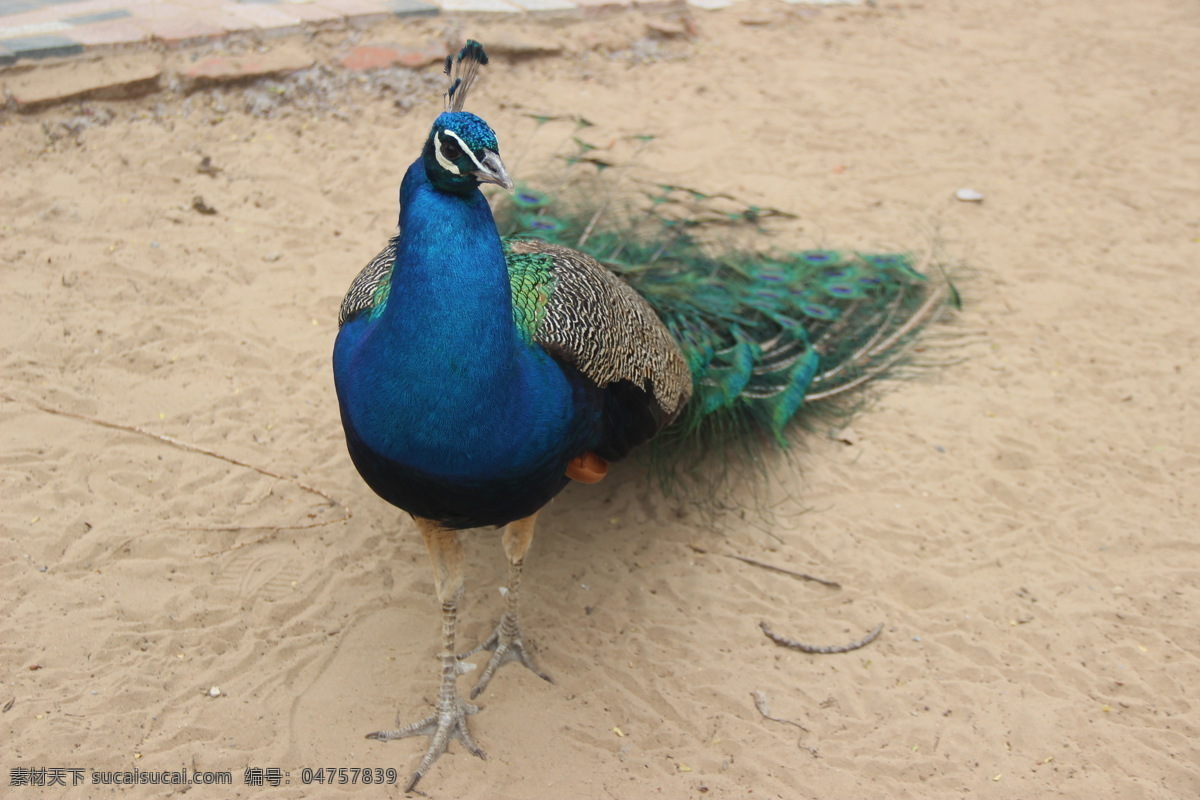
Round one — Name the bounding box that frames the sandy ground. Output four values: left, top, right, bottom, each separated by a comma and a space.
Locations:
2, 0, 1199, 797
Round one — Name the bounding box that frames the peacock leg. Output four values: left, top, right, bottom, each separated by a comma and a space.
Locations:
459, 513, 554, 699
366, 517, 484, 792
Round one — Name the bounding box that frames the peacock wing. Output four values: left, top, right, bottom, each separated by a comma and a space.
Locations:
503, 238, 693, 436
338, 238, 398, 327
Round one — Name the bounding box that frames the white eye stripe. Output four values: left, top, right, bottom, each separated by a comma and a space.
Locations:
432, 133, 460, 175
434, 129, 487, 176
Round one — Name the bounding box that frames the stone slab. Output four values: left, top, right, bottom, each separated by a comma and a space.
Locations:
180, 45, 313, 88
0, 33, 82, 58
504, 0, 575, 11
381, 0, 438, 16
0, 0, 44, 14
66, 18, 150, 46
7, 54, 160, 107
0, 18, 69, 36
432, 0, 520, 12
338, 42, 443, 70
148, 16, 226, 45
65, 8, 131, 23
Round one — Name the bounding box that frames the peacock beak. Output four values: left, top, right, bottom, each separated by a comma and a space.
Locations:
473, 150, 514, 191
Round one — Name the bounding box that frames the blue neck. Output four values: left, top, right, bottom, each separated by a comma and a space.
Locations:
381, 161, 516, 363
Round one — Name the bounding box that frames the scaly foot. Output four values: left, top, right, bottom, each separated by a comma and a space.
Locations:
366, 684, 484, 792
459, 611, 553, 699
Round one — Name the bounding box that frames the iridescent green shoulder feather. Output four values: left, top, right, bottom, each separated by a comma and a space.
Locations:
502, 240, 555, 344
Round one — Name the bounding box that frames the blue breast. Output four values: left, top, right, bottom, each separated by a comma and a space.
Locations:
333, 161, 602, 528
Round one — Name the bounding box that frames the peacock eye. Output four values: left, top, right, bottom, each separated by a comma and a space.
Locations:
440, 135, 463, 161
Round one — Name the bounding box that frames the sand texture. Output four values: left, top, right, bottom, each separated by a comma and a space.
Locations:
2, 0, 1198, 797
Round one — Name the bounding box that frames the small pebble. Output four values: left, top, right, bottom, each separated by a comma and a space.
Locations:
208, 686, 221, 698
192, 196, 218, 215
955, 188, 985, 202
262, 251, 283, 262
646, 20, 689, 39
197, 156, 222, 177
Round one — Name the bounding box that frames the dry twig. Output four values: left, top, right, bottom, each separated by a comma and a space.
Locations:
751, 691, 817, 756
759, 621, 883, 654
723, 553, 842, 588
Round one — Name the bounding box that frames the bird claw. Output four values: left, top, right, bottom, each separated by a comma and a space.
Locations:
366, 698, 484, 792
459, 620, 553, 699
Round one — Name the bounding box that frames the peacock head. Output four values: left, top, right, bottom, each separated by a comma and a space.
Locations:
421, 39, 512, 195
422, 111, 513, 195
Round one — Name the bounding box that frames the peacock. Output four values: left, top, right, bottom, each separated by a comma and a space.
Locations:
332, 41, 951, 791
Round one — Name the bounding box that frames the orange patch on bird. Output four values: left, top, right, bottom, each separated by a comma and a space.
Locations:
566, 452, 608, 483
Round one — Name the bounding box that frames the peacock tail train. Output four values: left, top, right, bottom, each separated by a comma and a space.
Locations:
491, 125, 957, 484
